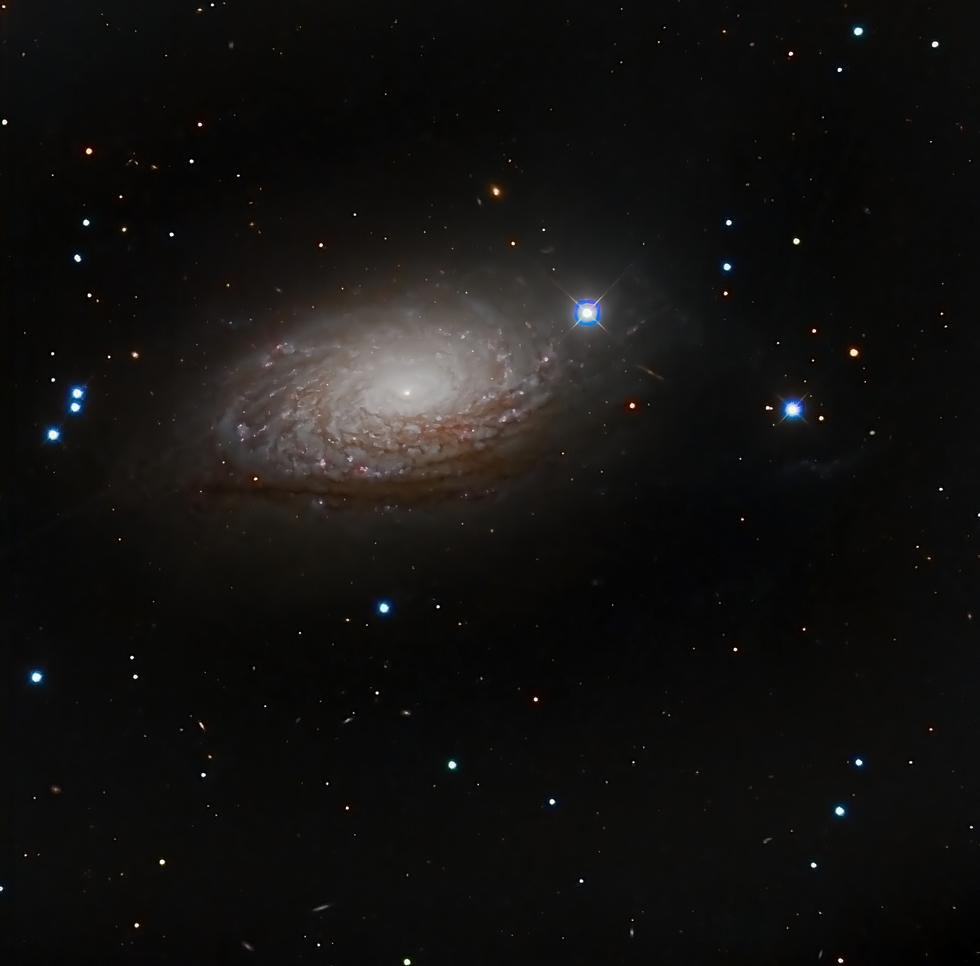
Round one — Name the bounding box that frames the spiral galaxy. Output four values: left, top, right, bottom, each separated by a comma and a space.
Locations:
197, 270, 565, 504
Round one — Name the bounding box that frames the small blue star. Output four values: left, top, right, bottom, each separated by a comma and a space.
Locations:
29, 670, 44, 684
834, 805, 846, 817
45, 428, 61, 442
70, 387, 85, 400
854, 758, 864, 768
447, 759, 458, 771
722, 261, 733, 273
377, 601, 391, 615
69, 401, 81, 414
852, 25, 865, 37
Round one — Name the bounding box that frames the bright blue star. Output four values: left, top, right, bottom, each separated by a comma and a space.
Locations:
377, 601, 391, 615
783, 400, 803, 419
70, 387, 85, 400
854, 758, 864, 768
852, 25, 865, 37
574, 300, 600, 325
722, 261, 733, 273
45, 428, 61, 442
447, 759, 457, 771
69, 401, 81, 413
552, 264, 632, 344
834, 805, 846, 817
29, 671, 43, 684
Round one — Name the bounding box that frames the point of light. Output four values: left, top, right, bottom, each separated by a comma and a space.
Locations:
722, 261, 732, 272
854, 758, 864, 767
377, 601, 390, 615
931, 40, 939, 48
724, 218, 733, 227
447, 759, 457, 770
792, 237, 801, 245
853, 25, 864, 36
81, 218, 90, 227
834, 805, 846, 817
30, 671, 43, 684
783, 400, 803, 419
69, 401, 81, 413
810, 861, 818, 868
548, 797, 556, 806
72, 253, 82, 264
45, 428, 60, 442
71, 387, 84, 399
575, 300, 599, 325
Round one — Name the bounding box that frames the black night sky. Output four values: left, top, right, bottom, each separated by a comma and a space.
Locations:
4, 2, 980, 964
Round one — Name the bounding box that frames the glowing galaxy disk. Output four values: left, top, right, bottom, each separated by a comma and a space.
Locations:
204, 275, 561, 504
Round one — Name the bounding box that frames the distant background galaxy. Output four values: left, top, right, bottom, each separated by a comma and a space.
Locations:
5, 2, 980, 964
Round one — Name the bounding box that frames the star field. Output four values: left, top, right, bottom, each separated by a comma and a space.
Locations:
3, 2, 979, 964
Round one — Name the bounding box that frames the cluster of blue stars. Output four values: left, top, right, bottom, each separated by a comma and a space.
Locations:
45, 386, 86, 444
